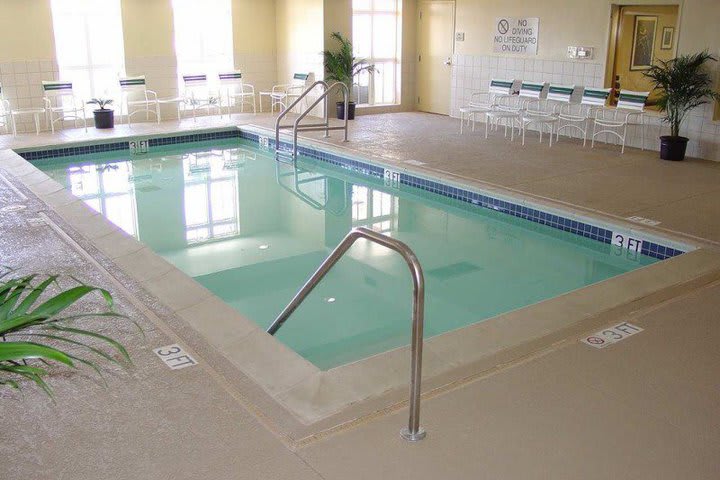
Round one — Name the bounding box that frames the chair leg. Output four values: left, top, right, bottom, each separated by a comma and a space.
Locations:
460, 112, 464, 134
621, 124, 627, 154
590, 121, 596, 148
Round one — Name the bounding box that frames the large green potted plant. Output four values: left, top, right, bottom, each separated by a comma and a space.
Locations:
0, 269, 135, 397
643, 51, 720, 161
87, 98, 114, 129
322, 32, 375, 120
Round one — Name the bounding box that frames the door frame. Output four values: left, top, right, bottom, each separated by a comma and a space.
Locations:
416, 0, 456, 114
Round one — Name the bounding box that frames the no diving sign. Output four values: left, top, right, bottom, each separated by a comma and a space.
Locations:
582, 322, 644, 349
493, 17, 539, 55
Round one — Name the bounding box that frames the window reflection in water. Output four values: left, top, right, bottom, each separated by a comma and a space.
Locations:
351, 185, 398, 234
182, 149, 241, 245
68, 161, 138, 237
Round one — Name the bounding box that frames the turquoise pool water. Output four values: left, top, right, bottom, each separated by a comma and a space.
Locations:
37, 138, 658, 369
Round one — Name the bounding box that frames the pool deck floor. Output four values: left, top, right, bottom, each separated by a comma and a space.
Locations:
1, 112, 719, 479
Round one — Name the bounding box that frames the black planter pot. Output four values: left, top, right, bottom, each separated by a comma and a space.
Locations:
336, 101, 356, 120
659, 135, 689, 161
93, 109, 114, 129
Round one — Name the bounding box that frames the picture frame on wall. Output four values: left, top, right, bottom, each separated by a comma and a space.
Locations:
630, 15, 657, 70
661, 26, 674, 50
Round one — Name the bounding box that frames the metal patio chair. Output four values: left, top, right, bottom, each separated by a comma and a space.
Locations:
459, 78, 516, 134
119, 75, 161, 125
218, 71, 256, 115
554, 87, 611, 146
42, 80, 87, 133
591, 90, 649, 153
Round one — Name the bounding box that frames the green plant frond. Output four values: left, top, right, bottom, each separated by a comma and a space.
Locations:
6, 276, 56, 320
0, 272, 135, 398
322, 32, 376, 101
46, 325, 131, 363
0, 341, 75, 367
20, 333, 123, 367
1, 364, 54, 398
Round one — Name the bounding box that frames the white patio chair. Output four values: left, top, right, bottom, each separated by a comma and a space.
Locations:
181, 74, 223, 121
42, 80, 87, 133
554, 87, 610, 146
218, 71, 256, 115
0, 83, 11, 134
260, 72, 314, 113
459, 78, 516, 134
485, 80, 542, 140
591, 90, 649, 153
512, 82, 564, 146
119, 75, 160, 125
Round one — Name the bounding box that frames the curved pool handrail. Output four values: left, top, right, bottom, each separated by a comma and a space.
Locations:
266, 226, 427, 442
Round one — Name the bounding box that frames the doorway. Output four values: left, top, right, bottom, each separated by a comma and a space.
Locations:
605, 4, 679, 107
416, 1, 455, 115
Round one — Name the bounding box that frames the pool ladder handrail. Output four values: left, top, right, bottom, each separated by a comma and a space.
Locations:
266, 227, 427, 442
275, 81, 349, 160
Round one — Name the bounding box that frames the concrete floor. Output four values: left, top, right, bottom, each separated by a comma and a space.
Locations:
1, 112, 719, 479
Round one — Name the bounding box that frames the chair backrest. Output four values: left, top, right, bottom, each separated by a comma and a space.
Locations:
518, 81, 547, 99
42, 80, 75, 99
488, 78, 515, 96
218, 71, 244, 86
546, 84, 575, 103
183, 74, 209, 88
616, 90, 649, 111
580, 87, 611, 107
291, 72, 313, 87
119, 75, 148, 94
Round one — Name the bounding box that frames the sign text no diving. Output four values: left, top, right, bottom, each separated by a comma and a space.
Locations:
493, 17, 539, 55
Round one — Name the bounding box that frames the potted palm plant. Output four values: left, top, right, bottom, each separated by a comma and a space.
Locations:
87, 98, 115, 129
643, 51, 720, 161
322, 32, 375, 120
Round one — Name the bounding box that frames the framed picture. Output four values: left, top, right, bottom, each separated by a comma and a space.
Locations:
630, 15, 657, 70
661, 26, 674, 50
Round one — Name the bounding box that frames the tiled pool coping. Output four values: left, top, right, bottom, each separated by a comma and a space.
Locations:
15, 126, 693, 260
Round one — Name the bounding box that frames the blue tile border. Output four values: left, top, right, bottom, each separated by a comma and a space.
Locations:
16, 129, 242, 161
16, 127, 687, 261
18, 141, 129, 161
239, 129, 685, 261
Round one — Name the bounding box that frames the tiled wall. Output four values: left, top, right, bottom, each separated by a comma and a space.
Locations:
450, 54, 720, 161
0, 60, 59, 134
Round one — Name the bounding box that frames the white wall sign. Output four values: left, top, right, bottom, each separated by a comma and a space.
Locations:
153, 344, 198, 370
582, 322, 644, 349
493, 17, 539, 55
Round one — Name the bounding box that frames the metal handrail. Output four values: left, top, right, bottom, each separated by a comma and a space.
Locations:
266, 226, 427, 442
275, 80, 328, 150
274, 81, 350, 160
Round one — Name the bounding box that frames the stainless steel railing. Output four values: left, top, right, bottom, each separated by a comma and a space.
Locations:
274, 81, 350, 160
266, 226, 427, 441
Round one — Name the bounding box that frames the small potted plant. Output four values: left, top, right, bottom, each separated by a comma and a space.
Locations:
322, 32, 375, 120
87, 98, 115, 129
643, 51, 720, 161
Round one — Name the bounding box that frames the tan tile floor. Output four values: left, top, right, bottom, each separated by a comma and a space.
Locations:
1, 112, 719, 479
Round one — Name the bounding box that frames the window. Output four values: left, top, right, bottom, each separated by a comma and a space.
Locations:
352, 186, 398, 234
352, 0, 402, 105
183, 150, 240, 245
172, 0, 234, 90
50, 0, 126, 101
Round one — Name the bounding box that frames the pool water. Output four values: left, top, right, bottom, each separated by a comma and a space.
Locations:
37, 138, 658, 369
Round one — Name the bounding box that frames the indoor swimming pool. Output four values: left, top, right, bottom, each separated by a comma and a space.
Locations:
35, 136, 661, 369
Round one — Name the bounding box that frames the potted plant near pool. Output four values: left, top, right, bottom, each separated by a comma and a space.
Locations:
87, 98, 115, 129
322, 32, 375, 120
643, 51, 720, 161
